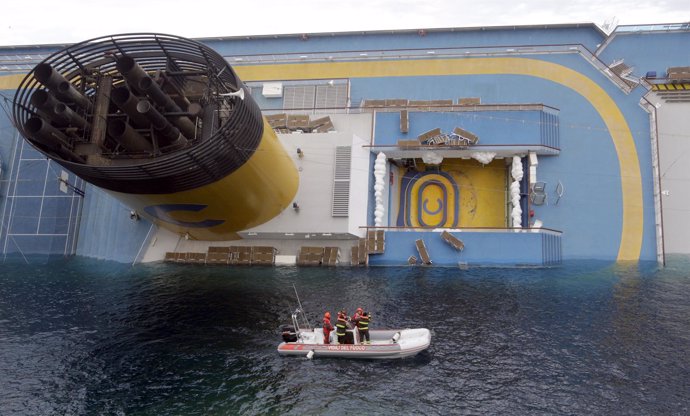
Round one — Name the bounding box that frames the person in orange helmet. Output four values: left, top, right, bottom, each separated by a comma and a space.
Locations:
357, 311, 371, 344
351, 307, 363, 327
335, 310, 348, 344
322, 311, 334, 344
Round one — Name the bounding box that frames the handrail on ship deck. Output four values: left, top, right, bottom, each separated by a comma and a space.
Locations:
360, 226, 563, 235
227, 43, 635, 93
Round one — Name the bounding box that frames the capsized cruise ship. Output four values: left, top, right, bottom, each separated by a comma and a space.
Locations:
1, 23, 690, 267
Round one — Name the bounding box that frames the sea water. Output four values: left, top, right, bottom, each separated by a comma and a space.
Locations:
0, 257, 688, 415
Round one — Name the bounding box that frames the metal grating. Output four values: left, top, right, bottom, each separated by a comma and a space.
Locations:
283, 85, 316, 109
316, 84, 348, 110
332, 146, 351, 217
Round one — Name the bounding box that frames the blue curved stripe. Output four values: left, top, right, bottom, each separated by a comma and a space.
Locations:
417, 181, 447, 227
398, 172, 460, 227
422, 198, 444, 215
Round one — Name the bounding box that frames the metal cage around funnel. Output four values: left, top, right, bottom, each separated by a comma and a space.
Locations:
12, 33, 264, 194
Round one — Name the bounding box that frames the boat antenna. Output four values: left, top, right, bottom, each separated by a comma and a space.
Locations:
293, 284, 311, 330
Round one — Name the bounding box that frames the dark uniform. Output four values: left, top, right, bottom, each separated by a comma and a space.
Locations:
358, 312, 371, 344
335, 313, 348, 344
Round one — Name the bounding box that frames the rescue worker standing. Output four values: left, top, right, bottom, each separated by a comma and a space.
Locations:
322, 312, 334, 344
335, 310, 348, 344
351, 307, 363, 327
358, 311, 371, 344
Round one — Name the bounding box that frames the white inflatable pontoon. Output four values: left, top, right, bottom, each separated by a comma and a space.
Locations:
277, 309, 431, 359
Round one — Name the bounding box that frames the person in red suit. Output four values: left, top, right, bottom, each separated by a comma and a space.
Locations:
322, 311, 334, 344
351, 307, 363, 326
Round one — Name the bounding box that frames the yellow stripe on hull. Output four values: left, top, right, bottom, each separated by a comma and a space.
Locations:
110, 120, 298, 240
0, 74, 26, 90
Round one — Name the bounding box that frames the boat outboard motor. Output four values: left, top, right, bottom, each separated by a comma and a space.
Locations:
281, 325, 297, 342
345, 329, 355, 345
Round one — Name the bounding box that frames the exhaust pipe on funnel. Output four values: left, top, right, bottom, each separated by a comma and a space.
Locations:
54, 103, 90, 131
136, 100, 188, 147
110, 87, 151, 128
33, 63, 93, 111
107, 119, 153, 153
24, 117, 85, 163
30, 89, 66, 126
116, 56, 197, 139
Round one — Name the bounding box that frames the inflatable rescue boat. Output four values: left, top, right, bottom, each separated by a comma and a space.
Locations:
277, 309, 431, 359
